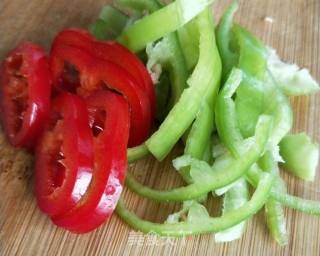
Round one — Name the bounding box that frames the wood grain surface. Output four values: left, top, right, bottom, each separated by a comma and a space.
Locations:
1, 0, 320, 255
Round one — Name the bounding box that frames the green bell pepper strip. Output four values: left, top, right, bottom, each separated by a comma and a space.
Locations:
146, 8, 221, 161
146, 32, 189, 109
177, 19, 200, 70
89, 5, 129, 40
231, 27, 293, 145
265, 199, 288, 246
217, 2, 266, 138
116, 172, 273, 236
180, 100, 215, 182
247, 166, 320, 216
202, 138, 214, 164
113, 0, 161, 13
127, 144, 149, 163
215, 68, 243, 157
181, 8, 220, 166
279, 133, 319, 181
217, 2, 293, 144
214, 69, 250, 240
125, 115, 272, 201
117, 0, 214, 52
233, 25, 266, 138
116, 174, 273, 237
126, 0, 189, 113
259, 151, 288, 246
215, 0, 239, 80
215, 178, 249, 242
181, 12, 220, 179
263, 72, 293, 147
215, 65, 289, 243
233, 25, 267, 79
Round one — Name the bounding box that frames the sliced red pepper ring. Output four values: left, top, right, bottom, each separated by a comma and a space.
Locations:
51, 28, 155, 118
50, 43, 151, 146
52, 90, 130, 233
34, 93, 94, 217
0, 42, 51, 149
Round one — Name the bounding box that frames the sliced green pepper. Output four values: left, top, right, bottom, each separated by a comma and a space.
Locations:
147, 32, 189, 109
117, 172, 273, 236
215, 178, 249, 242
126, 115, 272, 201
233, 25, 266, 138
216, 2, 266, 138
215, 68, 243, 157
280, 133, 319, 181
247, 165, 320, 216
177, 19, 200, 70
128, 144, 149, 163
259, 151, 288, 246
180, 8, 220, 180
89, 6, 129, 40
146, 8, 221, 160
118, 0, 214, 52
180, 99, 215, 182
216, 0, 239, 80
113, 0, 161, 13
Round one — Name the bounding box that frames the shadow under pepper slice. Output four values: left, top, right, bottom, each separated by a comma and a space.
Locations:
50, 43, 151, 146
0, 42, 51, 149
52, 90, 130, 233
35, 93, 94, 217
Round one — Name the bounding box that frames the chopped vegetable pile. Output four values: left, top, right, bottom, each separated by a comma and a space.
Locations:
1, 0, 320, 245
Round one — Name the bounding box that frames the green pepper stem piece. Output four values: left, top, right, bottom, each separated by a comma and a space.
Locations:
117, 173, 273, 236
146, 8, 221, 161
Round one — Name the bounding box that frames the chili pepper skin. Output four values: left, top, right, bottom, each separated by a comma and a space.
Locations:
50, 43, 150, 146
51, 28, 155, 119
35, 93, 94, 217
52, 91, 130, 233
0, 42, 51, 149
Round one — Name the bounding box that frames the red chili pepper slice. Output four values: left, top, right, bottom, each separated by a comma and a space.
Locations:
50, 43, 151, 146
35, 93, 94, 217
0, 42, 51, 149
52, 90, 130, 233
51, 28, 155, 117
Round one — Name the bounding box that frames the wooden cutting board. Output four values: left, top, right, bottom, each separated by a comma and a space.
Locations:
1, 0, 320, 255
